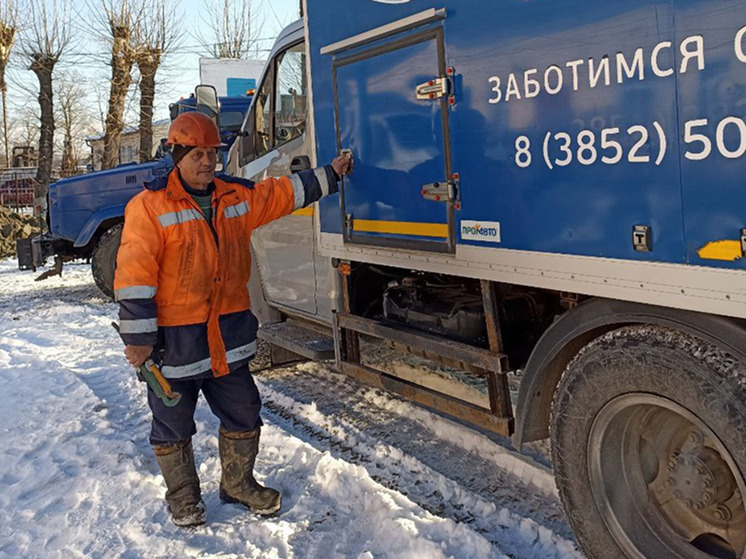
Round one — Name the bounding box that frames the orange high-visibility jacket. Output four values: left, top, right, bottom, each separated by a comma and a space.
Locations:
114, 166, 338, 379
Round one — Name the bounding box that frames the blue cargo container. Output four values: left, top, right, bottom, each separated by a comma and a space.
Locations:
308, 2, 746, 310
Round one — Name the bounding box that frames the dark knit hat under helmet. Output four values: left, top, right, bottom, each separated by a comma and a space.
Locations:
171, 144, 196, 167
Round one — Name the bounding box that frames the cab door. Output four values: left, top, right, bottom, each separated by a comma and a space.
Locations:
333, 28, 455, 253
237, 38, 320, 316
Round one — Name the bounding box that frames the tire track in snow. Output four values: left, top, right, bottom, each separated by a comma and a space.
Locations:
256, 364, 583, 559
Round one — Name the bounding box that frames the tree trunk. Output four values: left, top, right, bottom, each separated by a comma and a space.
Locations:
102, 33, 133, 170
61, 129, 74, 176
1, 87, 8, 166
31, 63, 54, 199
0, 22, 14, 167
138, 65, 156, 162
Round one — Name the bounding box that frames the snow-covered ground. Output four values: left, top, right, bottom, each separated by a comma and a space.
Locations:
0, 259, 584, 559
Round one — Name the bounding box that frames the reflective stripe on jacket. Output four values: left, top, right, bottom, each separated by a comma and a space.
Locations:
114, 165, 339, 379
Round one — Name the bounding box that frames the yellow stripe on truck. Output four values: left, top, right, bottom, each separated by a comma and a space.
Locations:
292, 207, 314, 216
352, 219, 448, 238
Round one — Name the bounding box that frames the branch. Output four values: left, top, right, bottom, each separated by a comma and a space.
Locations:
19, 0, 73, 72
197, 0, 266, 59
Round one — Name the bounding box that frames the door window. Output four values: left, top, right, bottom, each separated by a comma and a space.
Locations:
253, 68, 273, 158
274, 43, 306, 146
239, 41, 306, 165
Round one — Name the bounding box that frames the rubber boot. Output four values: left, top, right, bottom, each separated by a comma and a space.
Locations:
154, 439, 206, 527
218, 427, 282, 515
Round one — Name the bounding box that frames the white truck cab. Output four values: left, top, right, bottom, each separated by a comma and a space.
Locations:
227, 21, 335, 333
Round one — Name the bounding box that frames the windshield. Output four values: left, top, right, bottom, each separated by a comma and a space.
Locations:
219, 111, 245, 133
171, 102, 246, 133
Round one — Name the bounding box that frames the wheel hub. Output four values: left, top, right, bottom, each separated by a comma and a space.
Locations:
589, 394, 746, 559
666, 431, 737, 511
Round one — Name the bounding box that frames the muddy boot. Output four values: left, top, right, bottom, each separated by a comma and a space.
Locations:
218, 427, 282, 515
154, 439, 206, 527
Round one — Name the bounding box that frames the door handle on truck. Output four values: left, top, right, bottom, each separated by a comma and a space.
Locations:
340, 149, 354, 174
290, 155, 312, 173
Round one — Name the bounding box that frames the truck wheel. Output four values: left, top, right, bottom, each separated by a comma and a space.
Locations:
551, 325, 746, 559
91, 223, 122, 299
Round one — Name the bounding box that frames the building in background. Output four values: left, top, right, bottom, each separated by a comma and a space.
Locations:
86, 119, 170, 171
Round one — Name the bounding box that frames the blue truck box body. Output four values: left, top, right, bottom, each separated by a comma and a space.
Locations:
309, 0, 746, 268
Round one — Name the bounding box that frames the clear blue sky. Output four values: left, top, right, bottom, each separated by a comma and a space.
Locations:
5, 0, 301, 139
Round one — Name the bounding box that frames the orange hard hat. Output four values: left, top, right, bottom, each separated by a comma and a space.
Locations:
166, 111, 223, 147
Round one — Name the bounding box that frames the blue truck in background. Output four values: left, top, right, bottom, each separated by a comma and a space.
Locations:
19, 88, 251, 298
223, 3, 746, 557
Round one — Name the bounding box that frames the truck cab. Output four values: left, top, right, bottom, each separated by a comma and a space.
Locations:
226, 20, 335, 326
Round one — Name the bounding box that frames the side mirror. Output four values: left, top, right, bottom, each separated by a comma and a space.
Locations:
195, 85, 220, 129
168, 103, 179, 121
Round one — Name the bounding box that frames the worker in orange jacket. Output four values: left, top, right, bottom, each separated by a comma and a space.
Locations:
114, 111, 351, 527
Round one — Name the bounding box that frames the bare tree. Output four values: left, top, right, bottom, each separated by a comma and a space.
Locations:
56, 72, 93, 176
9, 104, 40, 153
92, 82, 108, 132
91, 0, 143, 169
134, 1, 180, 162
0, 0, 19, 167
20, 0, 72, 198
199, 0, 266, 59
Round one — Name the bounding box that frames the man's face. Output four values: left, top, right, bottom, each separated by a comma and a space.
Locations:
177, 147, 217, 190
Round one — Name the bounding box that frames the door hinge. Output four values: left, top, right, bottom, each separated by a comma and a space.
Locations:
421, 174, 459, 203
416, 67, 456, 102
416, 76, 451, 100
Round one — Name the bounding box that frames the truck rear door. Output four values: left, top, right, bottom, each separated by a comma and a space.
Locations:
329, 21, 454, 253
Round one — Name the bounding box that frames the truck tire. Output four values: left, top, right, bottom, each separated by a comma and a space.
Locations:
551, 325, 746, 559
91, 223, 122, 299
